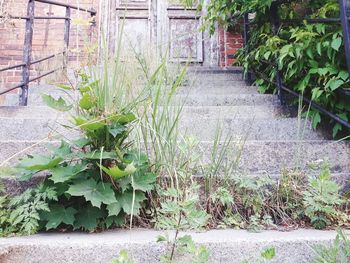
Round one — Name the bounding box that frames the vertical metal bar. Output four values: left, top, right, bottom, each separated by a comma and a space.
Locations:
339, 0, 350, 75
243, 13, 252, 84
63, 7, 71, 72
20, 0, 35, 106
270, 2, 285, 105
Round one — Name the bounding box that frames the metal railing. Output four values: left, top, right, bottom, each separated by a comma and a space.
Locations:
0, 0, 96, 106
243, 0, 350, 130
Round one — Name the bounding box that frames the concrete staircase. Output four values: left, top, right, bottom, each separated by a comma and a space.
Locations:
0, 68, 349, 175
0, 67, 349, 263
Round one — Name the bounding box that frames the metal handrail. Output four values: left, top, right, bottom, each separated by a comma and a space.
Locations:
0, 0, 96, 105
243, 0, 350, 131
35, 0, 96, 15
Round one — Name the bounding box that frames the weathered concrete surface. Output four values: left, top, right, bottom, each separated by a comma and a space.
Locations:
175, 94, 278, 106
1, 140, 349, 173
0, 229, 345, 263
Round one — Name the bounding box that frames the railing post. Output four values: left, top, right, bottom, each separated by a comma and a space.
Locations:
63, 6, 71, 74
270, 2, 285, 105
339, 0, 350, 75
243, 13, 252, 84
20, 0, 35, 106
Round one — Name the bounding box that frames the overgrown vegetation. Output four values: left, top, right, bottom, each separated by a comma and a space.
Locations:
0, 52, 349, 236
191, 0, 350, 137
311, 229, 350, 263
0, 10, 349, 263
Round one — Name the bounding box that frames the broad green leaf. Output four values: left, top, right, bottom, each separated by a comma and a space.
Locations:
67, 179, 117, 208
332, 123, 342, 138
317, 68, 328, 76
312, 112, 321, 130
328, 79, 344, 91
53, 141, 72, 158
74, 117, 105, 131
331, 37, 342, 51
49, 164, 88, 183
156, 235, 167, 242
107, 202, 122, 217
263, 51, 271, 60
105, 214, 125, 228
132, 172, 157, 192
109, 113, 136, 125
42, 94, 72, 112
117, 176, 132, 192
261, 247, 276, 260
42, 204, 77, 230
17, 155, 63, 171
117, 191, 146, 215
79, 93, 94, 110
311, 88, 323, 101
99, 163, 137, 180
108, 123, 126, 138
124, 151, 148, 166
72, 138, 91, 148
316, 42, 322, 55
74, 204, 103, 231
338, 70, 349, 81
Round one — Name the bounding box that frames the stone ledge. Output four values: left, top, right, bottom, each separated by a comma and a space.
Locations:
0, 229, 346, 263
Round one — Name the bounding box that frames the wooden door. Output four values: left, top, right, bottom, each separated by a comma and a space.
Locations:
111, 0, 217, 65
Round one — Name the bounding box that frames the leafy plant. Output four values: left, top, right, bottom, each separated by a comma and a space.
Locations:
303, 164, 345, 229
241, 246, 276, 263
0, 184, 57, 236
157, 234, 209, 263
155, 182, 210, 230
109, 250, 134, 263
12, 45, 157, 233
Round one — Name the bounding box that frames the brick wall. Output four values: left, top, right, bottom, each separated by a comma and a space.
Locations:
0, 0, 97, 92
218, 24, 244, 68
0, 1, 243, 94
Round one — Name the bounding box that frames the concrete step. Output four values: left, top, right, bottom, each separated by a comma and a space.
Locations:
3, 93, 74, 107
0, 118, 79, 141
0, 106, 67, 119
0, 140, 59, 166
3, 85, 261, 106
1, 140, 348, 174
176, 94, 278, 106
180, 117, 323, 141
0, 229, 346, 263
0, 115, 320, 141
204, 140, 350, 175
178, 85, 260, 95
0, 105, 280, 120
181, 105, 280, 119
186, 79, 248, 87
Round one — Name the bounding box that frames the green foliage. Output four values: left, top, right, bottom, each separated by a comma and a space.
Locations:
109, 250, 134, 263
311, 229, 350, 263
204, 160, 349, 230
241, 246, 276, 263
155, 183, 210, 230
0, 184, 58, 236
11, 53, 157, 233
211, 186, 234, 207
303, 164, 345, 229
158, 234, 210, 263
189, 0, 350, 137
